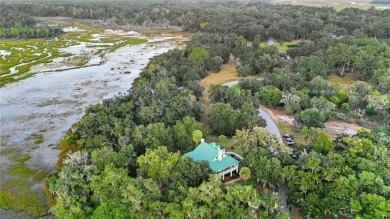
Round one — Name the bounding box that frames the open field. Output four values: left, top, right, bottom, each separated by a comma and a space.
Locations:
270, 0, 390, 10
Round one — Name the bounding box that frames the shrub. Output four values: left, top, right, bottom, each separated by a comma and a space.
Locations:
295, 108, 326, 128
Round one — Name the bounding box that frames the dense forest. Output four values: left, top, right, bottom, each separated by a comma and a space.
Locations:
372, 0, 390, 4
2, 0, 388, 218
0, 7, 63, 38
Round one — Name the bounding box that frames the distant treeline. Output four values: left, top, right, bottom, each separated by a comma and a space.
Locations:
0, 7, 63, 38
372, 0, 390, 4
0, 26, 63, 38
1, 1, 390, 39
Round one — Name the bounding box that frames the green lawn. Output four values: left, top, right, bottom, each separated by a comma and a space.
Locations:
229, 177, 258, 189
260, 40, 299, 53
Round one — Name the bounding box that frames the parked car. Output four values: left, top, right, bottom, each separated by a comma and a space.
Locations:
287, 141, 295, 146
286, 137, 295, 142
289, 153, 298, 159
283, 134, 292, 138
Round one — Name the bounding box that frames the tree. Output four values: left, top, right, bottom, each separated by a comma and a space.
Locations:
218, 135, 227, 143
173, 117, 203, 152
348, 81, 372, 110
309, 76, 335, 96
132, 123, 172, 155
246, 148, 282, 188
282, 93, 302, 114
237, 64, 256, 76
327, 44, 355, 77
313, 131, 333, 155
209, 103, 238, 136
136, 146, 181, 188
372, 68, 390, 94
367, 93, 390, 116
252, 34, 262, 49
91, 144, 135, 171
358, 193, 390, 218
236, 102, 264, 130
239, 167, 251, 184
256, 85, 282, 108
296, 55, 329, 81
310, 96, 336, 120
238, 78, 263, 95
182, 174, 224, 218
192, 130, 203, 147
233, 126, 288, 157
189, 47, 211, 67
90, 165, 134, 218
49, 151, 98, 219
300, 127, 323, 144
206, 56, 223, 72
295, 108, 326, 128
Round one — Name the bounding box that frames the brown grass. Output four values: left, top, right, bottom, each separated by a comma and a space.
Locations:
328, 73, 359, 86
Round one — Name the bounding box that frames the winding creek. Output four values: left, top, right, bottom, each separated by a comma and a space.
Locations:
0, 33, 180, 217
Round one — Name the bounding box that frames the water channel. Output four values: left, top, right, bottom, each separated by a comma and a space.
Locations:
0, 33, 180, 217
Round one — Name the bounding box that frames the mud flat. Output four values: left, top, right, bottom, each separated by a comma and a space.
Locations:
0, 34, 179, 217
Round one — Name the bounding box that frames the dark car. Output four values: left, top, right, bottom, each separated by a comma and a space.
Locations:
287, 141, 295, 146
286, 137, 295, 142
283, 134, 292, 138
289, 153, 298, 159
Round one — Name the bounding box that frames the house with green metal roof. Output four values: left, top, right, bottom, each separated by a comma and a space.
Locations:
185, 140, 240, 180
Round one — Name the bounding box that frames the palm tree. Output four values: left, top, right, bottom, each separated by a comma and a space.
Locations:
239, 167, 251, 185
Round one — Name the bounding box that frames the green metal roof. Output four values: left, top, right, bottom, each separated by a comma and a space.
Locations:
185, 142, 240, 172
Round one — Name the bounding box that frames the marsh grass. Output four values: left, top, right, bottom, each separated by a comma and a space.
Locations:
29, 133, 44, 145
33, 172, 48, 181
0, 21, 148, 87
9, 155, 31, 163
1, 152, 50, 217
0, 148, 18, 155
8, 164, 38, 176
109, 37, 147, 52
0, 190, 48, 217
64, 55, 91, 67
